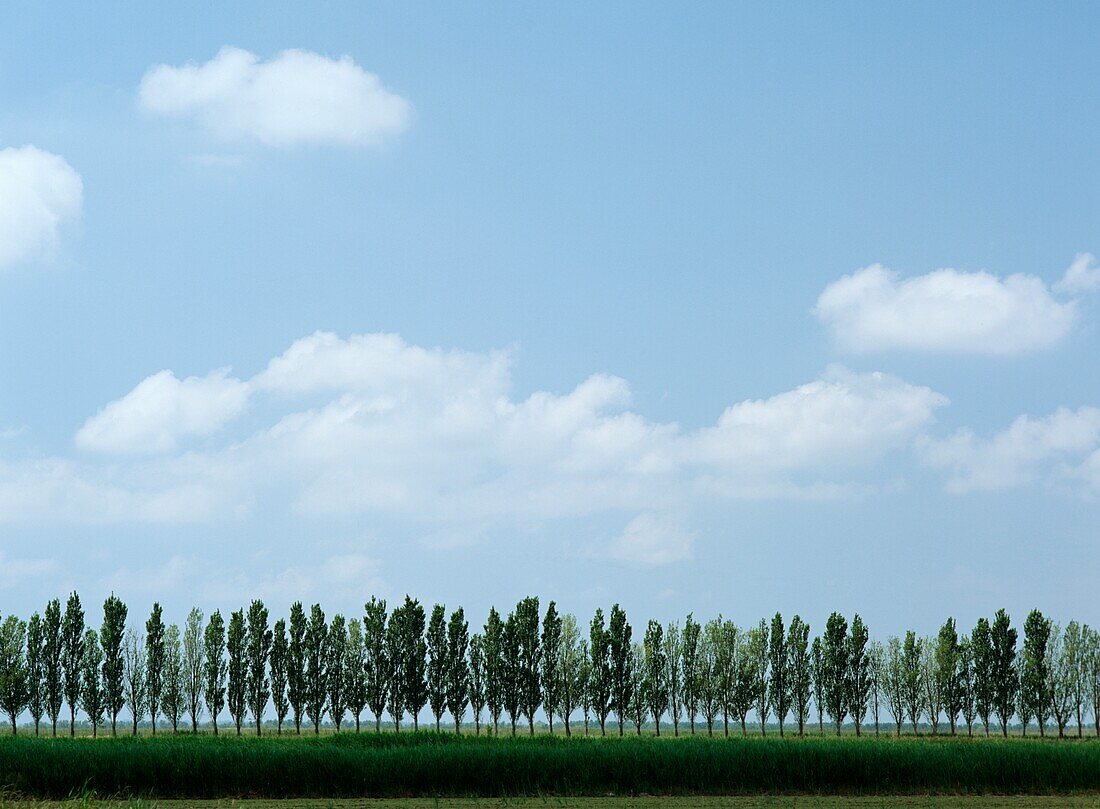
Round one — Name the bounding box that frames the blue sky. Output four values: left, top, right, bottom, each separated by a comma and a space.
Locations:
1, 2, 1098, 636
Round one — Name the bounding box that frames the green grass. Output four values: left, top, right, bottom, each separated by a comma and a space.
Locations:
0, 733, 1098, 799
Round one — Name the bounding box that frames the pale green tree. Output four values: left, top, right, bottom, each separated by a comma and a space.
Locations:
643, 619, 668, 734
344, 618, 367, 732
183, 607, 204, 733
787, 616, 811, 736
161, 624, 186, 733
202, 611, 226, 734
681, 614, 701, 735
468, 632, 486, 734
557, 614, 583, 736
446, 607, 470, 732
847, 614, 871, 736
124, 627, 148, 736
0, 616, 29, 735
80, 628, 105, 736
663, 621, 683, 736
935, 618, 962, 735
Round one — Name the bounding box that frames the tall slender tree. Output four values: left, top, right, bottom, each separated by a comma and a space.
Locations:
559, 615, 583, 736
810, 637, 825, 734
958, 636, 977, 736
304, 603, 328, 734
1083, 624, 1100, 737
43, 598, 62, 736
399, 597, 427, 731
270, 618, 289, 734
920, 636, 942, 734
101, 595, 127, 736
608, 603, 632, 736
663, 621, 683, 736
848, 614, 871, 736
468, 632, 486, 734
1049, 622, 1075, 738
681, 614, 701, 735
124, 627, 147, 736
769, 613, 790, 735
1021, 609, 1052, 737
747, 619, 769, 735
483, 607, 505, 735
936, 618, 963, 735
344, 618, 367, 732
161, 624, 185, 733
183, 608, 204, 733
226, 608, 247, 735
589, 608, 612, 735
540, 601, 562, 733
579, 640, 592, 735
61, 591, 85, 736
972, 617, 994, 735
868, 639, 885, 736
26, 613, 44, 735
145, 603, 166, 735
446, 607, 470, 733
991, 609, 1018, 737
203, 610, 226, 734
326, 614, 347, 731
901, 631, 923, 734
385, 603, 406, 732
698, 619, 720, 735
363, 598, 389, 732
787, 616, 811, 736
885, 636, 906, 736
516, 596, 542, 735
0, 616, 29, 735
246, 600, 272, 735
643, 619, 668, 735
426, 604, 448, 731
502, 610, 521, 734
822, 613, 849, 735
287, 602, 307, 734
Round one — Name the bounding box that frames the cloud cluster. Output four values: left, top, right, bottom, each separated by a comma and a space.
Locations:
139, 47, 412, 147
0, 146, 83, 269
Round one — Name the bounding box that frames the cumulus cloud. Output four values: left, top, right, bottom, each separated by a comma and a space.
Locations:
0, 146, 83, 268
76, 369, 249, 454
918, 406, 1100, 492
815, 264, 1076, 354
605, 513, 694, 567
1055, 252, 1100, 295
139, 46, 412, 147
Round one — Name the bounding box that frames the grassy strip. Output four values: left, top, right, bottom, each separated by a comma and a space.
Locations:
1, 733, 1099, 798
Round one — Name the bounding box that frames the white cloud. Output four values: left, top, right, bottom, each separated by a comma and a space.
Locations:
75, 368, 249, 454
1055, 252, 1100, 295
815, 264, 1076, 354
0, 146, 83, 269
605, 513, 694, 567
139, 46, 412, 147
918, 406, 1100, 492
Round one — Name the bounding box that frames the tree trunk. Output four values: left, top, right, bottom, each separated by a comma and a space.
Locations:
355, 714, 360, 733
69, 707, 75, 737
256, 714, 262, 736
10, 716, 16, 735
213, 714, 219, 735
723, 714, 728, 737
547, 712, 553, 735
564, 715, 571, 736
655, 716, 660, 736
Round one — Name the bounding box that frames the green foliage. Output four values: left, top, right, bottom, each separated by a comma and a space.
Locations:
362, 597, 388, 732
935, 618, 962, 735
226, 609, 247, 734
446, 606, 470, 732
608, 604, 631, 736
482, 607, 504, 734
588, 608, 611, 735
0, 615, 29, 734
61, 592, 85, 737
343, 617, 366, 731
326, 614, 346, 730
990, 609, 1018, 737
42, 598, 63, 735
159, 624, 185, 733
971, 618, 994, 734
642, 620, 668, 734
182, 607, 204, 733
246, 600, 273, 735
539, 601, 562, 731
270, 617, 289, 732
467, 632, 486, 733
515, 596, 542, 735
680, 613, 700, 735
1020, 609, 1052, 736
100, 595, 127, 735
786, 616, 810, 736
303, 604, 328, 733
25, 612, 44, 733
202, 611, 226, 735
286, 602, 306, 733
822, 613, 849, 735
847, 615, 870, 735
426, 604, 448, 730
144, 604, 165, 735
768, 613, 789, 735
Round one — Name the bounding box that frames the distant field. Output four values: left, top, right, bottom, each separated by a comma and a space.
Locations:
1, 734, 1099, 799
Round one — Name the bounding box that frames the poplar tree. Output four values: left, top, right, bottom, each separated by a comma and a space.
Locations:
304, 603, 328, 733
1060, 621, 1085, 737
183, 608, 204, 733
868, 639, 885, 735
822, 613, 849, 735
101, 594, 127, 736
43, 598, 62, 736
885, 636, 905, 735
643, 619, 668, 734
287, 602, 307, 734
589, 608, 612, 735
363, 597, 389, 732
958, 636, 977, 736
787, 616, 811, 736
734, 636, 756, 735
697, 620, 720, 735
578, 640, 592, 734
0, 616, 28, 734
226, 608, 246, 735
270, 618, 289, 734
26, 613, 44, 735
124, 627, 148, 735
902, 631, 923, 734
145, 603, 166, 735
972, 617, 994, 735
810, 637, 825, 734
1021, 609, 1052, 737
662, 621, 683, 736
559, 615, 583, 736
920, 634, 941, 734
540, 601, 562, 733
516, 596, 542, 735
681, 613, 700, 735
608, 603, 632, 736
769, 613, 790, 735
1083, 624, 1100, 737
246, 600, 272, 735
847, 614, 871, 736
399, 597, 427, 731
629, 644, 646, 733
203, 610, 226, 734
385, 603, 407, 731
1049, 622, 1075, 737
327, 614, 347, 730
936, 618, 963, 735
991, 608, 1018, 737
468, 632, 486, 734
344, 618, 367, 732
502, 610, 521, 734
446, 607, 469, 732
746, 619, 769, 735
61, 591, 85, 736
713, 619, 736, 735
483, 607, 504, 734
426, 604, 448, 731
161, 624, 185, 733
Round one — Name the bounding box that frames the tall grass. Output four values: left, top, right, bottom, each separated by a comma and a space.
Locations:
0, 733, 1097, 798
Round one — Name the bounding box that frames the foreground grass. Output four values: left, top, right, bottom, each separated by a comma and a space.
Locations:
1, 734, 1099, 798
2, 799, 1100, 809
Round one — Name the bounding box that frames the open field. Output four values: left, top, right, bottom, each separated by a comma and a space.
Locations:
1, 734, 1099, 799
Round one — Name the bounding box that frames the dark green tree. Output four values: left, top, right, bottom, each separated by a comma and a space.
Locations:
681, 613, 700, 735
787, 615, 811, 736
26, 613, 44, 735
161, 624, 186, 733
246, 600, 272, 735
61, 591, 85, 736
183, 608, 205, 733
972, 617, 994, 735
991, 608, 1018, 737
270, 618, 289, 734
769, 613, 790, 735
385, 603, 406, 731
516, 596, 542, 735
847, 614, 871, 736
203, 610, 226, 734
0, 616, 29, 734
608, 603, 632, 736
822, 612, 849, 735
43, 598, 62, 736
468, 632, 486, 734
304, 604, 328, 733
643, 619, 668, 735
1021, 608, 1052, 737
226, 608, 246, 735
426, 604, 448, 731
810, 637, 825, 734
540, 601, 562, 733
502, 610, 521, 734
327, 614, 347, 731
101, 595, 127, 736
902, 631, 923, 734
398, 597, 427, 731
936, 618, 963, 735
446, 607, 469, 732
589, 607, 612, 735
287, 602, 307, 734
363, 597, 389, 732
145, 602, 166, 735
483, 607, 504, 735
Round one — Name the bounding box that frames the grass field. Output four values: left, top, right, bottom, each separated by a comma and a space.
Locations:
1, 734, 1099, 799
